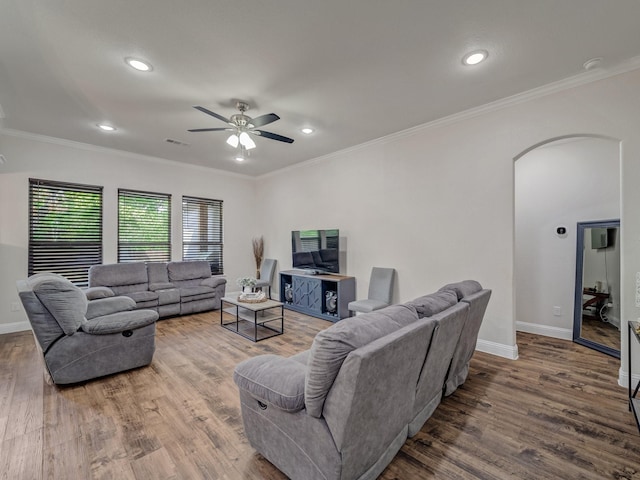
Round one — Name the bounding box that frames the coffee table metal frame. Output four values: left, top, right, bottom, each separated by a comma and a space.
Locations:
220, 294, 284, 342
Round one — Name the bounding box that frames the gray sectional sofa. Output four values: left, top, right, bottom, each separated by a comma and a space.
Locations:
88, 260, 227, 318
233, 280, 491, 480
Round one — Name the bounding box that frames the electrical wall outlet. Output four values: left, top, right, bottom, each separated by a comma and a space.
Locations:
10, 302, 20, 312
553, 306, 562, 316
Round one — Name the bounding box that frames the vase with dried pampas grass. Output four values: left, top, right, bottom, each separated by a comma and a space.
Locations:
252, 236, 264, 279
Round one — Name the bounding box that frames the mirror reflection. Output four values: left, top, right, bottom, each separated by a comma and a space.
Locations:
573, 220, 620, 357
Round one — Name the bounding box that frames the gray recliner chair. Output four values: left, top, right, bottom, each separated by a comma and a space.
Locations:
254, 258, 277, 299
348, 267, 395, 315
17, 273, 158, 385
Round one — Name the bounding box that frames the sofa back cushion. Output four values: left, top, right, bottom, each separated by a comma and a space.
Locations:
304, 303, 418, 418
30, 274, 88, 336
405, 290, 458, 318
167, 261, 211, 287
412, 302, 469, 422
438, 280, 482, 301
89, 263, 149, 295
147, 262, 169, 284
444, 289, 492, 395
322, 316, 437, 475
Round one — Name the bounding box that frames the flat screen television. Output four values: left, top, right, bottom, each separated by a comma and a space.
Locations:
291, 229, 340, 274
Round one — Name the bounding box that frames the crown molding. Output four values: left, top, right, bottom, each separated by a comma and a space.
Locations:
261, 56, 640, 180
0, 127, 255, 181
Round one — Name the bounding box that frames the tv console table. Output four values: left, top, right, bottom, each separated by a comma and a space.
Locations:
279, 270, 355, 322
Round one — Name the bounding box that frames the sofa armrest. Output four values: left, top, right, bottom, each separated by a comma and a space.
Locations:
200, 276, 226, 289
86, 296, 136, 320
83, 286, 115, 300
149, 282, 175, 291
233, 354, 306, 412
81, 309, 158, 335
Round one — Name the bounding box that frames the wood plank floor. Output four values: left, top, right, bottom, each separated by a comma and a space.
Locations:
1, 310, 639, 479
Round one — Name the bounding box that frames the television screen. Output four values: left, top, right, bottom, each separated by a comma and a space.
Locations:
292, 229, 340, 273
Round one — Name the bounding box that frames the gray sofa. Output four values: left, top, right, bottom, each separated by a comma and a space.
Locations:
17, 273, 158, 385
233, 280, 491, 480
88, 260, 227, 318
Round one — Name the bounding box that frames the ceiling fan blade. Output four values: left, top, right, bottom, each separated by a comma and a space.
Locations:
249, 113, 280, 128
193, 106, 232, 124
188, 127, 234, 132
253, 130, 295, 143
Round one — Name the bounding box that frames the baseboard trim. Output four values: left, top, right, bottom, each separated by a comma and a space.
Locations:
516, 321, 573, 341
0, 321, 31, 335
618, 367, 640, 389
476, 339, 519, 360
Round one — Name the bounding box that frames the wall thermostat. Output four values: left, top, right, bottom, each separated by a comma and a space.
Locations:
556, 226, 568, 237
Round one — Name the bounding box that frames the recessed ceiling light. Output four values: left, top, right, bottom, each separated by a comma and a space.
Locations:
125, 57, 153, 72
462, 50, 488, 66
97, 124, 116, 132
301, 127, 314, 135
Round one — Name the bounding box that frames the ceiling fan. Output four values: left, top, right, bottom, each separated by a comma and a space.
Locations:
188, 101, 294, 156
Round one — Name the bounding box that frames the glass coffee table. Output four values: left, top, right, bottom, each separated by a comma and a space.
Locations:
220, 293, 284, 342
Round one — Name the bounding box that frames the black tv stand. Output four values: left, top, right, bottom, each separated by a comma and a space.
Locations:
280, 270, 355, 322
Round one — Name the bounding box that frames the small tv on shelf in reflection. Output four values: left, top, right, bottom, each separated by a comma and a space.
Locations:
292, 229, 339, 274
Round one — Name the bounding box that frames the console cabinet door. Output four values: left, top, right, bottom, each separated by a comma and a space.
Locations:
292, 277, 322, 313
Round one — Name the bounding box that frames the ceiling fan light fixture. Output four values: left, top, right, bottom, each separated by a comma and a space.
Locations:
226, 134, 239, 148
235, 152, 245, 162
301, 127, 314, 135
239, 131, 256, 150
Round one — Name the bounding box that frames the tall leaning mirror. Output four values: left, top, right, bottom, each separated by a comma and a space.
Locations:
572, 219, 621, 358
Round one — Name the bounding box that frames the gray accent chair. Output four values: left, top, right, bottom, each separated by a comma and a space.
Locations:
17, 273, 158, 385
254, 258, 277, 299
348, 267, 395, 314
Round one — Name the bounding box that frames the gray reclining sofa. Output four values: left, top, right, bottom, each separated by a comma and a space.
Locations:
17, 273, 158, 385
233, 280, 491, 480
88, 260, 226, 318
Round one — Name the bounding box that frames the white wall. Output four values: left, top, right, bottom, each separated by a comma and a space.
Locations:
0, 132, 258, 332
257, 68, 640, 366
515, 137, 620, 338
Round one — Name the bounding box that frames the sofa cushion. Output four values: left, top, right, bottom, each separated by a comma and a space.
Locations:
167, 261, 211, 282
147, 262, 169, 284
149, 282, 175, 292
89, 263, 148, 292
438, 280, 482, 301
83, 287, 115, 300
179, 285, 215, 299
32, 276, 87, 336
81, 309, 158, 335
234, 354, 307, 412
406, 290, 458, 318
86, 296, 136, 320
124, 291, 159, 304
157, 288, 180, 305
305, 303, 419, 418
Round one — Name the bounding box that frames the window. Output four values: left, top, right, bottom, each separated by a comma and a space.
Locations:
29, 178, 103, 286
182, 196, 223, 274
118, 189, 171, 263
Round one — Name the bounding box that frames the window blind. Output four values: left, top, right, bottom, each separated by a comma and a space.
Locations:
182, 196, 223, 274
29, 178, 103, 286
118, 189, 171, 263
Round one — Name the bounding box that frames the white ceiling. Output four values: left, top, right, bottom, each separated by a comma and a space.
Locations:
1, 1, 640, 176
